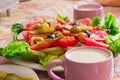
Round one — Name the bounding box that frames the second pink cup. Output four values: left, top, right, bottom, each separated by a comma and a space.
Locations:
74, 3, 104, 20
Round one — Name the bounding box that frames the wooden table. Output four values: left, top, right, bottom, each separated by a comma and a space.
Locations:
0, 0, 120, 80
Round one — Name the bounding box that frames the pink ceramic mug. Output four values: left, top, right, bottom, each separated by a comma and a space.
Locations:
74, 3, 104, 20
47, 46, 114, 80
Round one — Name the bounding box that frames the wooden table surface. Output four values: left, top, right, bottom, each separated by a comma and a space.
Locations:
1, 0, 120, 80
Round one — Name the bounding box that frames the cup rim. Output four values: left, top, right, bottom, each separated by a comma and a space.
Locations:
74, 3, 103, 12
65, 46, 113, 64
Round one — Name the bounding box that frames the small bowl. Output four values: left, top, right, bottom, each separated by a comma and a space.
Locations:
74, 3, 104, 20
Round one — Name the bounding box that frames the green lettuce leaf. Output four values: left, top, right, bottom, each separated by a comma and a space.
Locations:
2, 41, 33, 59
105, 34, 120, 57
92, 17, 101, 27
39, 55, 58, 67
11, 23, 23, 41
103, 13, 119, 35
57, 14, 69, 21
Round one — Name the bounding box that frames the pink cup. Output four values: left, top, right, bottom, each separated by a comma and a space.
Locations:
74, 3, 104, 20
47, 46, 114, 80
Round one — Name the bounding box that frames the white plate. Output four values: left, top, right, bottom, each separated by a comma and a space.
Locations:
2, 38, 64, 71
0, 64, 39, 80
10, 58, 63, 71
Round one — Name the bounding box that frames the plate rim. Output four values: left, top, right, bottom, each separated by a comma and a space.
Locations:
10, 58, 64, 71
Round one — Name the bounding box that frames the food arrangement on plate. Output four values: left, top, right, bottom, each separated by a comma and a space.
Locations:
0, 71, 34, 80
0, 64, 39, 80
0, 13, 120, 69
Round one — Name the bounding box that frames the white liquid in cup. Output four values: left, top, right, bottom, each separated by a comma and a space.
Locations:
67, 48, 109, 63
76, 7, 98, 11
76, 4, 101, 11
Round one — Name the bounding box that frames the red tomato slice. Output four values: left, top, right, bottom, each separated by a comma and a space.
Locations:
23, 26, 34, 31
53, 39, 78, 48
92, 26, 100, 30
83, 37, 109, 49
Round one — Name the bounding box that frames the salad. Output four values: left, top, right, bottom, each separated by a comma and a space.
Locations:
0, 13, 120, 68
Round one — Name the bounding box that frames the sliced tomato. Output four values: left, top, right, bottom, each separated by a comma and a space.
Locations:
53, 39, 78, 48
23, 26, 34, 31
26, 22, 34, 28
83, 37, 109, 49
77, 18, 93, 26
30, 41, 52, 50
92, 26, 100, 30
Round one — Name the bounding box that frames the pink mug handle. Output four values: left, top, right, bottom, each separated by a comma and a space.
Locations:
47, 60, 65, 80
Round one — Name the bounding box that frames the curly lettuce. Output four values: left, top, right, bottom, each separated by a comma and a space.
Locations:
92, 17, 101, 27
11, 23, 23, 41
102, 13, 119, 35
105, 33, 120, 57
1, 41, 33, 59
